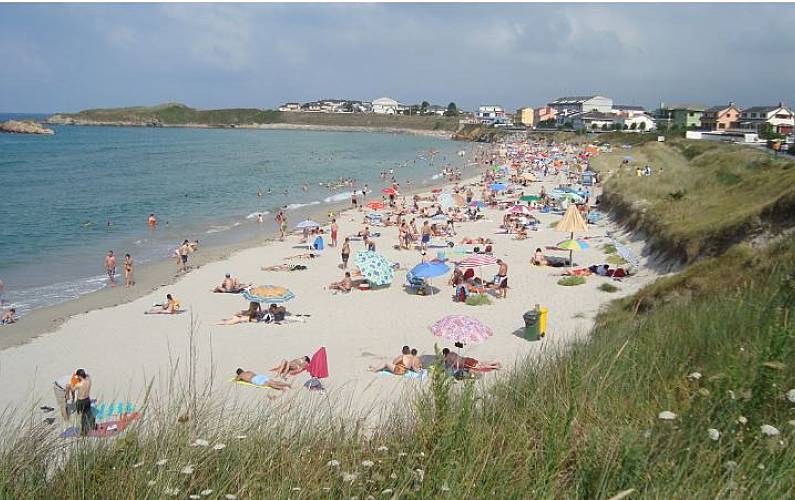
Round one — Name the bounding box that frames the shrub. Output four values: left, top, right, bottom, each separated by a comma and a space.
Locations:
607, 255, 627, 266
598, 283, 619, 293
557, 276, 586, 286
465, 294, 492, 306
601, 244, 617, 254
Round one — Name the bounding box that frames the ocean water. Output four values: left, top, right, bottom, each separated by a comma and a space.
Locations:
0, 124, 467, 314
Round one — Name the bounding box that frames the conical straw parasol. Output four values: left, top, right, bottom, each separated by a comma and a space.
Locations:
556, 205, 588, 266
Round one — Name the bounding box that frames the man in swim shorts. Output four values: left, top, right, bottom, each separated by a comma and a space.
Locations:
495, 259, 508, 299
104, 250, 117, 287
234, 368, 291, 391
420, 221, 432, 251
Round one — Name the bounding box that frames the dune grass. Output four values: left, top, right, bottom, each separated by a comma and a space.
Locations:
558, 276, 586, 286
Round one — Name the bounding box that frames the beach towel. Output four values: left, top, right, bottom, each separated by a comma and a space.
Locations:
378, 369, 428, 380
313, 236, 324, 251
230, 378, 273, 390
60, 412, 140, 439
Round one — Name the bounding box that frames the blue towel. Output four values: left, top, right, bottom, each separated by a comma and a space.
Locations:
378, 369, 428, 380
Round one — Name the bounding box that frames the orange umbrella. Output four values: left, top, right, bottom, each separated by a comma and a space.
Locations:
366, 201, 385, 210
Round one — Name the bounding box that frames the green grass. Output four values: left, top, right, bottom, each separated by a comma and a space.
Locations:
465, 294, 492, 306
598, 283, 619, 293
606, 255, 628, 266
601, 244, 617, 254
558, 276, 586, 286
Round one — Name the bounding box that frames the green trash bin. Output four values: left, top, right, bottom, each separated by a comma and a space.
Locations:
523, 310, 540, 341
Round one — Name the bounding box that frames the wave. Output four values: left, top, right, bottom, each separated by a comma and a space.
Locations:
323, 192, 353, 203
431, 173, 443, 180
245, 211, 270, 220
285, 201, 321, 210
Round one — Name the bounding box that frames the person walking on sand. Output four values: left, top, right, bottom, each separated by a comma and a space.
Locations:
124, 253, 135, 287
341, 237, 351, 269
104, 250, 117, 287
276, 211, 287, 241
330, 218, 338, 247
73, 369, 95, 436
178, 240, 191, 273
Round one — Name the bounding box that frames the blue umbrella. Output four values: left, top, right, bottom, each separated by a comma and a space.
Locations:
409, 261, 450, 279
354, 251, 394, 287
489, 183, 507, 192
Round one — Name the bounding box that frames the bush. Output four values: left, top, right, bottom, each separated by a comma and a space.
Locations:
598, 282, 619, 293
465, 294, 492, 306
607, 255, 627, 266
557, 276, 586, 286
601, 244, 617, 254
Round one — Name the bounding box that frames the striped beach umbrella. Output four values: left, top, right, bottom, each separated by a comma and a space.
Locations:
457, 255, 498, 270
429, 315, 493, 345
242, 285, 295, 304
557, 239, 590, 251
506, 205, 533, 216
295, 219, 320, 229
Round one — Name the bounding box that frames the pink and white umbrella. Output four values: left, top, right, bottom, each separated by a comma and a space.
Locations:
506, 205, 533, 216
457, 254, 498, 270
429, 315, 493, 345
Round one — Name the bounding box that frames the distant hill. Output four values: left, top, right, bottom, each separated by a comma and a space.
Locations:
47, 103, 460, 132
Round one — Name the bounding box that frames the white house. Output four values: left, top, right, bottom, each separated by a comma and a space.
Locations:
426, 104, 446, 116
549, 96, 613, 118
613, 104, 646, 117
278, 102, 301, 112
738, 103, 794, 135
372, 97, 402, 115
621, 114, 656, 131
571, 111, 618, 130
476, 105, 506, 124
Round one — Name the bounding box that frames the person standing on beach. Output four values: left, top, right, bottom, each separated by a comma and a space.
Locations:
330, 218, 338, 247
178, 240, 192, 273
73, 369, 95, 436
420, 221, 432, 251
124, 253, 134, 287
104, 250, 117, 287
53, 373, 76, 421
341, 237, 351, 269
276, 211, 287, 241
495, 259, 509, 299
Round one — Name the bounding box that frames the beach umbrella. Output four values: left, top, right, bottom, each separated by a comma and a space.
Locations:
295, 219, 320, 229
366, 212, 382, 220
382, 187, 399, 196
438, 193, 454, 210
307, 347, 329, 379
458, 254, 498, 270
469, 200, 485, 209
506, 205, 533, 216
557, 239, 590, 250
559, 192, 584, 204
520, 195, 541, 203
409, 261, 450, 279
354, 251, 394, 287
429, 315, 493, 345
242, 285, 295, 304
489, 182, 507, 192
556, 205, 588, 266
366, 201, 385, 210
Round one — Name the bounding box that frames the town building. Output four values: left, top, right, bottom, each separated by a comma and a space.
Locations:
372, 97, 403, 115
621, 114, 656, 131
571, 111, 618, 130
654, 104, 705, 128
425, 105, 446, 116
476, 105, 506, 124
534, 106, 557, 127
701, 102, 741, 131
515, 107, 535, 128
738, 103, 794, 135
613, 104, 646, 117
278, 102, 301, 112
549, 96, 613, 118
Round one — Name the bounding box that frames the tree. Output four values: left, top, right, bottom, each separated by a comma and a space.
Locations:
421, 101, 430, 114
591, 123, 598, 130
539, 119, 556, 129
444, 102, 458, 117
630, 122, 638, 130
639, 121, 647, 131
759, 123, 784, 140
601, 123, 610, 131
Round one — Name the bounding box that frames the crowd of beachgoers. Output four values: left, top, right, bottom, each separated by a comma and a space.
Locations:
2, 135, 655, 438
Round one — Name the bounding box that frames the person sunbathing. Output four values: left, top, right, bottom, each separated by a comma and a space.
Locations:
369, 346, 413, 375
328, 272, 353, 293
460, 237, 493, 245
234, 368, 291, 391
212, 273, 249, 293
284, 252, 318, 260
513, 226, 529, 240
271, 356, 310, 378
261, 263, 308, 272
441, 348, 501, 372
216, 302, 261, 325
145, 294, 180, 314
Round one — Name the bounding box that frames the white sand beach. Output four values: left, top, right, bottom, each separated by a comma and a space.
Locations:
0, 141, 660, 434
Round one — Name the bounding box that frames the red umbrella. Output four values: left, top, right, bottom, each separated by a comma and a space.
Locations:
382, 187, 399, 196
366, 201, 385, 210
307, 347, 328, 379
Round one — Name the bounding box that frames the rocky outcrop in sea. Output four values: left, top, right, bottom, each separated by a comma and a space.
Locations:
0, 120, 55, 135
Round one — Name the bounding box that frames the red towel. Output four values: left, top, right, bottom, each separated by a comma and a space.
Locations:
307, 347, 329, 379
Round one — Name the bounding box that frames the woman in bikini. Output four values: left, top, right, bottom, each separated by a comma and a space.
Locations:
369, 346, 412, 375
124, 254, 135, 287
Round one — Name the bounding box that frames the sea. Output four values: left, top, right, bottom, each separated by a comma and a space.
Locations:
0, 116, 468, 315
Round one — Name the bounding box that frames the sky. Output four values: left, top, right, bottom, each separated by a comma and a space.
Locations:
1, 3, 794, 113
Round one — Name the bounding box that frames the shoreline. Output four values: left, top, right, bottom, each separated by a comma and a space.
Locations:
0, 165, 481, 351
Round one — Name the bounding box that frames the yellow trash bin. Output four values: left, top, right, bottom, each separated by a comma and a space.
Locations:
539, 307, 549, 336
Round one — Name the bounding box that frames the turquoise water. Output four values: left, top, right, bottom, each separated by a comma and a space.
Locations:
0, 124, 466, 314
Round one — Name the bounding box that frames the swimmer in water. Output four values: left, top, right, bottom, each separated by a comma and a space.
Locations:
257, 189, 262, 198
148, 214, 157, 227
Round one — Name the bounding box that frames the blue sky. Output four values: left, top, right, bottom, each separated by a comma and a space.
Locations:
1, 3, 794, 113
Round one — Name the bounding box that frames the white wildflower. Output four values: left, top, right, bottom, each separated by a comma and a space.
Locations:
190, 496, 201, 499
132, 462, 144, 469
361, 460, 374, 468
224, 495, 238, 500
724, 460, 738, 471
708, 428, 720, 441
381, 489, 393, 495
789, 420, 795, 427
414, 468, 425, 483
147, 480, 156, 486
419, 452, 425, 457
758, 464, 765, 470
213, 443, 226, 451
761, 425, 780, 436
738, 415, 748, 425
164, 487, 180, 496
441, 483, 451, 492
201, 490, 214, 496
377, 446, 389, 452
156, 459, 168, 466
658, 411, 677, 421
787, 389, 795, 403
687, 372, 702, 381
292, 487, 301, 491
643, 429, 652, 439
341, 471, 358, 483
390, 473, 398, 479
236, 435, 247, 440
190, 439, 210, 447
327, 459, 340, 467
180, 465, 195, 475
728, 390, 736, 400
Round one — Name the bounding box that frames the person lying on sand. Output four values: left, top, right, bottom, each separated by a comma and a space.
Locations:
261, 264, 308, 272
271, 356, 310, 378
262, 303, 306, 324
235, 368, 291, 391
1, 308, 16, 325
212, 273, 250, 293
284, 253, 318, 260
532, 248, 569, 268
328, 272, 353, 293
145, 294, 180, 314
441, 348, 501, 372
369, 346, 413, 375
460, 237, 493, 245
216, 302, 261, 325
532, 248, 548, 266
